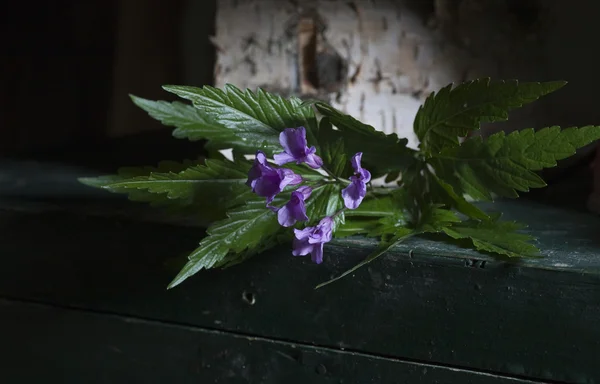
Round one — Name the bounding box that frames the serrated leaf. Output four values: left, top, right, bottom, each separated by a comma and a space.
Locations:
316, 228, 415, 289
344, 194, 404, 217
82, 159, 251, 221
432, 125, 600, 200
442, 219, 540, 258
168, 195, 282, 288
415, 79, 566, 154
169, 184, 331, 288
334, 219, 381, 238
162, 84, 319, 155
418, 206, 461, 233
367, 214, 409, 239
502, 126, 600, 170
216, 233, 282, 269
79, 159, 204, 208
312, 102, 417, 176
100, 159, 250, 203
130, 96, 253, 152
317, 118, 349, 177
429, 173, 489, 220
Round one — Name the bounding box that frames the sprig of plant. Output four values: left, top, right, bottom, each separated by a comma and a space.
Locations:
80, 80, 600, 289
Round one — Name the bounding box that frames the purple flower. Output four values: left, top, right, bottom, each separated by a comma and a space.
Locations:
292, 216, 334, 264
341, 152, 372, 209
270, 186, 312, 227
247, 150, 302, 204
273, 126, 323, 169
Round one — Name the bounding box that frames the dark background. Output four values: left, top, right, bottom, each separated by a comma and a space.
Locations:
0, 0, 597, 207
0, 0, 215, 160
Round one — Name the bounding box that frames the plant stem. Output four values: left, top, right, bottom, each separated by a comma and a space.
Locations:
321, 165, 344, 183
331, 208, 346, 219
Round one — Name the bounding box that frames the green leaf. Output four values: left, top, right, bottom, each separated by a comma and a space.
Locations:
414, 79, 566, 154
306, 184, 344, 230
216, 231, 286, 269
418, 206, 461, 233
168, 195, 282, 288
334, 219, 381, 238
162, 84, 319, 155
344, 194, 404, 217
81, 159, 251, 223
169, 183, 333, 288
367, 214, 409, 239
312, 102, 417, 176
317, 118, 349, 177
316, 228, 415, 289
501, 125, 600, 170
79, 159, 205, 208
99, 159, 249, 202
432, 126, 600, 200
442, 219, 540, 258
429, 173, 489, 220
335, 194, 408, 238
129, 95, 253, 152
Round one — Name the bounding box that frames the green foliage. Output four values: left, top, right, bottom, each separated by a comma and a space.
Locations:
430, 126, 600, 200
169, 184, 335, 288
317, 118, 349, 177
162, 84, 319, 155
415, 79, 566, 154
442, 218, 540, 258
79, 78, 600, 289
429, 173, 489, 220
168, 194, 282, 288
130, 96, 254, 153
80, 159, 251, 222
79, 159, 204, 207
312, 101, 417, 176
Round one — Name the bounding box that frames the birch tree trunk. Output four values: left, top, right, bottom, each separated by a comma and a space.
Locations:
211, 0, 548, 149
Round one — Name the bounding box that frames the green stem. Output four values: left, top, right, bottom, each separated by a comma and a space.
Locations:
331, 208, 346, 219
320, 165, 345, 184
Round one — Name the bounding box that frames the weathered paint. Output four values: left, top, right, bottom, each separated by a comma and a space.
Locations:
0, 299, 542, 383
0, 199, 598, 383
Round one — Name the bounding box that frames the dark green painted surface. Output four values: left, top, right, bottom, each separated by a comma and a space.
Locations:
0, 299, 540, 384
0, 199, 598, 383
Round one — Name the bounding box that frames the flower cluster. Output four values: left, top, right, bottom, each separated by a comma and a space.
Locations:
246, 126, 370, 264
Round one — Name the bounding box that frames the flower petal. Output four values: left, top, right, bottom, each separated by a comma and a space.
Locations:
341, 179, 367, 209
351, 152, 363, 173
358, 168, 372, 183
304, 152, 323, 169
279, 168, 303, 189
277, 205, 295, 227
296, 186, 313, 200
256, 150, 268, 165
288, 192, 309, 222
246, 150, 267, 187
294, 226, 313, 240
318, 216, 334, 243
292, 236, 313, 256
273, 151, 296, 166
279, 127, 308, 159
311, 243, 324, 264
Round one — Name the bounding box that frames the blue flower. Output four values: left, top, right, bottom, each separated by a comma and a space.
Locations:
341, 152, 371, 209
274, 126, 323, 169
270, 186, 312, 227
292, 216, 333, 264
247, 150, 302, 204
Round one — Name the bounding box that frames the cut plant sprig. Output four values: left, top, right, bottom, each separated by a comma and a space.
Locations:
79, 79, 600, 289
